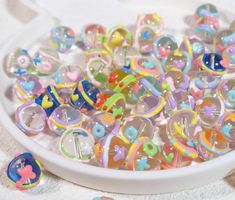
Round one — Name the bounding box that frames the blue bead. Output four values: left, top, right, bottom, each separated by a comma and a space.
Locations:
7, 153, 42, 189
202, 53, 226, 72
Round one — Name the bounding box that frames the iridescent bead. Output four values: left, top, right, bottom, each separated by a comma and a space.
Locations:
112, 46, 139, 68
131, 95, 166, 125
135, 25, 157, 54
33, 47, 61, 75
190, 71, 220, 99
160, 140, 192, 169
86, 57, 111, 88
125, 137, 161, 171
136, 13, 163, 35
80, 24, 106, 50
164, 89, 195, 114
84, 48, 112, 68
214, 29, 235, 53
131, 76, 163, 102
60, 128, 95, 161
95, 134, 128, 169
166, 109, 198, 141
195, 3, 219, 19
15, 102, 47, 135
217, 78, 235, 109
50, 26, 76, 53
48, 104, 83, 135
83, 112, 119, 141
5, 48, 36, 77
196, 129, 229, 160
168, 137, 198, 159
54, 64, 84, 92
7, 153, 42, 189
120, 116, 154, 145
194, 16, 219, 43
162, 50, 191, 74
179, 36, 205, 61
218, 112, 235, 143
103, 25, 133, 52
14, 74, 42, 102
196, 96, 223, 128
222, 45, 235, 72
153, 34, 178, 59
130, 56, 162, 77
161, 69, 189, 92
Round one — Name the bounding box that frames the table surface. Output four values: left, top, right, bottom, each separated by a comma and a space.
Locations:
1, 0, 235, 199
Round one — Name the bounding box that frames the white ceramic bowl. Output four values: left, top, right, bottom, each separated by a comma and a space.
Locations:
1, 0, 235, 194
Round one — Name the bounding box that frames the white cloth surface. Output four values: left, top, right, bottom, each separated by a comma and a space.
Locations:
1, 0, 235, 199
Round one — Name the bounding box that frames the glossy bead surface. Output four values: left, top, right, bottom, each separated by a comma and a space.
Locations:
222, 45, 235, 72
125, 137, 161, 170
196, 96, 223, 128
162, 50, 191, 74
50, 26, 76, 53
80, 24, 106, 49
214, 30, 235, 53
135, 25, 157, 54
179, 36, 205, 61
153, 34, 178, 59
7, 153, 42, 189
131, 95, 165, 121
48, 105, 83, 135
196, 129, 229, 160
60, 128, 95, 161
83, 112, 119, 141
86, 57, 111, 87
190, 71, 219, 99
194, 16, 219, 43
131, 76, 163, 102
195, 3, 219, 19
14, 74, 42, 102
95, 91, 126, 120
120, 116, 154, 144
95, 134, 128, 169
15, 102, 47, 135
136, 13, 163, 35
217, 78, 235, 109
161, 140, 193, 169
104, 25, 133, 52
85, 48, 112, 67
161, 70, 189, 92
130, 56, 161, 77
112, 46, 139, 68
70, 80, 100, 112
35, 85, 64, 116
54, 64, 84, 92
33, 48, 61, 75
199, 53, 226, 75
219, 112, 235, 143
166, 109, 198, 141
108, 69, 136, 104
5, 48, 36, 77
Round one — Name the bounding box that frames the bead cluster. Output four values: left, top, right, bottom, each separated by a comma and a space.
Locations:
5, 3, 235, 172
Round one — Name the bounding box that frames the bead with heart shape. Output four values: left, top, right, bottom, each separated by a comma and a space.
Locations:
14, 74, 42, 102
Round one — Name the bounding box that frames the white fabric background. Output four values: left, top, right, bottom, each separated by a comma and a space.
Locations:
1, 0, 235, 199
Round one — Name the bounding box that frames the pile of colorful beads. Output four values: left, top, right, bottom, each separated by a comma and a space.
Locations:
4, 3, 235, 172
